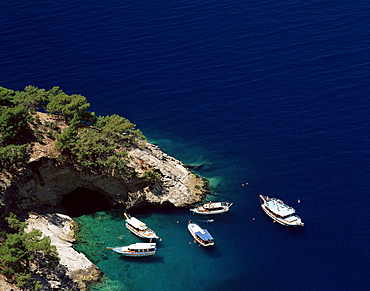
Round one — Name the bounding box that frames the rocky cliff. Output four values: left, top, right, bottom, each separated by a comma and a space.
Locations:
25, 213, 101, 290
0, 112, 209, 289
1, 142, 207, 214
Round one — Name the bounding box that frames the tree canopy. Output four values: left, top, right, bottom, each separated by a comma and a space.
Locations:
0, 144, 29, 173
0, 86, 15, 107
0, 105, 32, 145
95, 114, 145, 145
0, 213, 59, 289
0, 85, 146, 178
11, 85, 49, 110
70, 127, 129, 176
46, 88, 96, 123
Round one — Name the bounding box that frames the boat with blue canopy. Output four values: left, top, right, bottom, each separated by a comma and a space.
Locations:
187, 220, 214, 246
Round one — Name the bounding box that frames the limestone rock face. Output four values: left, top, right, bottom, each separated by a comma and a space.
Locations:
0, 275, 21, 291
127, 143, 206, 207
0, 138, 208, 289
0, 108, 209, 291
26, 213, 101, 289
1, 142, 207, 214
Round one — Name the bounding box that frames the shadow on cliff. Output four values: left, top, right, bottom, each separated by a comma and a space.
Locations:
61, 187, 113, 217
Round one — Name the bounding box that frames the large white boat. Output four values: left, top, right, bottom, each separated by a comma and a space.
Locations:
259, 195, 304, 226
108, 243, 156, 257
190, 201, 233, 215
188, 220, 214, 246
124, 213, 159, 239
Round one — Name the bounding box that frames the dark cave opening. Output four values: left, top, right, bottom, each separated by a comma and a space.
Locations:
61, 187, 113, 217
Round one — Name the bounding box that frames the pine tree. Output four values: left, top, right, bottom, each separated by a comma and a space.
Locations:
0, 105, 32, 145
0, 213, 59, 288
0, 144, 29, 173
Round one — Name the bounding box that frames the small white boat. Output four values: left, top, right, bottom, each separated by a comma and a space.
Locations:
188, 220, 214, 247
190, 201, 233, 215
259, 195, 304, 226
108, 243, 156, 257
124, 213, 159, 239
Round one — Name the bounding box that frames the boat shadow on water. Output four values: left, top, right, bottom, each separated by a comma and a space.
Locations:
118, 255, 164, 264
196, 244, 221, 259
283, 225, 305, 236
262, 218, 306, 236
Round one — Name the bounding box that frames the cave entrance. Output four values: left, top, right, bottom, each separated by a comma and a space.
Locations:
61, 187, 112, 217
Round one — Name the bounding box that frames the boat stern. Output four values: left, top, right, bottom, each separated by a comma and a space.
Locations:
285, 215, 304, 226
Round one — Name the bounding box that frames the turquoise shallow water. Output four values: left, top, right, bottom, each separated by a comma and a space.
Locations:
75, 209, 237, 291
3, 0, 369, 289
73, 139, 244, 291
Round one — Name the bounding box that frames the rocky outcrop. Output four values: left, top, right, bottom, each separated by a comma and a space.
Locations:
25, 213, 101, 290
0, 275, 21, 291
126, 143, 207, 207
0, 142, 208, 216
0, 113, 209, 290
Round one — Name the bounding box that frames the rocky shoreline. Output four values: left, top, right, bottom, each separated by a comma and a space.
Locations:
1, 142, 208, 214
0, 135, 209, 290
25, 212, 101, 290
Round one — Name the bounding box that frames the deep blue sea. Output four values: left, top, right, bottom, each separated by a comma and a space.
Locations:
2, 1, 369, 290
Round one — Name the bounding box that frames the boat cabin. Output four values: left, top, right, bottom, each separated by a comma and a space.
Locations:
126, 217, 148, 231
128, 243, 156, 252
265, 199, 295, 218
195, 229, 214, 244
203, 202, 227, 210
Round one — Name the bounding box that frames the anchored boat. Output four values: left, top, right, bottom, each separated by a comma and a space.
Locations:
188, 220, 214, 246
108, 243, 156, 257
124, 213, 159, 239
190, 201, 233, 215
259, 195, 304, 226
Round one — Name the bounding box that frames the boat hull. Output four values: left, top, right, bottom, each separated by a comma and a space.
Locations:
190, 202, 233, 215
125, 223, 158, 239
112, 245, 156, 257
113, 250, 156, 257
259, 195, 304, 227
190, 208, 229, 215
188, 223, 214, 247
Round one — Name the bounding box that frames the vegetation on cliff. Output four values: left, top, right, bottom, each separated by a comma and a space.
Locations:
0, 85, 206, 289
0, 85, 150, 288
0, 85, 146, 178
0, 213, 59, 289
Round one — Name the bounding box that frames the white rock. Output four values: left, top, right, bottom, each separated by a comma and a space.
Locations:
25, 213, 100, 286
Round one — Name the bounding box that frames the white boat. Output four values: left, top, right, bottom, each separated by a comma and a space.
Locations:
124, 213, 159, 239
188, 220, 214, 247
259, 195, 304, 226
190, 201, 233, 215
108, 243, 156, 257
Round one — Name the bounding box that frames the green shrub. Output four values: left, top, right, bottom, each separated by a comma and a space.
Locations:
34, 129, 44, 143
0, 213, 59, 288
95, 114, 145, 146
0, 105, 32, 145
143, 168, 162, 182
46, 88, 96, 124
0, 144, 29, 173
